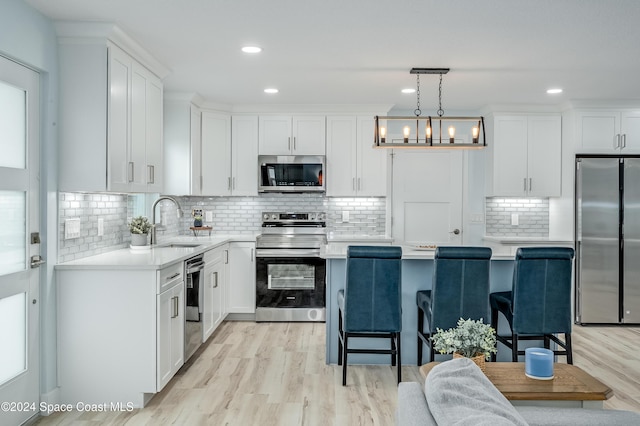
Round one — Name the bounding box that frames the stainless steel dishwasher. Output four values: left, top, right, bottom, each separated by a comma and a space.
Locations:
184, 254, 206, 361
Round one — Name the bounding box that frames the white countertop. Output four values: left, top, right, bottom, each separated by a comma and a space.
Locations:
482, 236, 574, 245
321, 243, 514, 260
56, 235, 256, 270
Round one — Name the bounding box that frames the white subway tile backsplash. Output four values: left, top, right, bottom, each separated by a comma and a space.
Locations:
485, 197, 549, 237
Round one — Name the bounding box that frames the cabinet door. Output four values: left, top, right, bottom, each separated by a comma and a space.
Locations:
259, 116, 292, 155
231, 115, 258, 196
357, 116, 387, 196
227, 242, 256, 314
108, 45, 132, 192
203, 247, 226, 341
145, 74, 163, 193
293, 116, 326, 155
576, 111, 620, 152
201, 111, 231, 195
621, 112, 640, 151
491, 115, 528, 196
157, 281, 184, 391
130, 63, 148, 192
326, 116, 357, 196
190, 106, 202, 195
527, 115, 561, 197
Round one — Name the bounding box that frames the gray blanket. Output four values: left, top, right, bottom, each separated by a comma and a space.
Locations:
425, 358, 529, 425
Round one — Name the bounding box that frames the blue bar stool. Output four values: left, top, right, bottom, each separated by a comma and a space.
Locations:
490, 247, 575, 363
338, 246, 402, 386
416, 246, 492, 365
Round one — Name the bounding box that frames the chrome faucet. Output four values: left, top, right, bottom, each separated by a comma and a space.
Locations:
150, 196, 184, 245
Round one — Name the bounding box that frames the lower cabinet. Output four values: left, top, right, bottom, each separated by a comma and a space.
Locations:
203, 245, 228, 341
157, 280, 184, 391
56, 264, 185, 407
227, 242, 256, 314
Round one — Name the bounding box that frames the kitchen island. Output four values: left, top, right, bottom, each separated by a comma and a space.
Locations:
321, 244, 518, 366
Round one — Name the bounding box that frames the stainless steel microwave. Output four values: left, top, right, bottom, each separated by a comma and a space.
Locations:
258, 155, 325, 193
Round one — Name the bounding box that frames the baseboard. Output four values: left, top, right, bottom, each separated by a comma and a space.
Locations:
39, 387, 61, 416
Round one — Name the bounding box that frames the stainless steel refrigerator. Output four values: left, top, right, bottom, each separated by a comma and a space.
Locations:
575, 155, 640, 324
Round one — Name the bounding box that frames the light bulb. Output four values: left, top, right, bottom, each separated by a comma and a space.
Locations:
472, 126, 479, 143
403, 126, 410, 143
448, 126, 456, 143
380, 126, 386, 143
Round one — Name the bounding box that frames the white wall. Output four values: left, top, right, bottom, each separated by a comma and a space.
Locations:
0, 0, 59, 401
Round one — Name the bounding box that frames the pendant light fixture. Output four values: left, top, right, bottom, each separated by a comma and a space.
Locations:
374, 68, 486, 149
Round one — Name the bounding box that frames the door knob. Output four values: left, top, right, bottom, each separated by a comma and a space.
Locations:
450, 229, 460, 235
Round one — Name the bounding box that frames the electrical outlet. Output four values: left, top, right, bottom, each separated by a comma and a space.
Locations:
511, 213, 519, 226
342, 211, 350, 222
205, 210, 213, 222
97, 218, 104, 236
192, 208, 203, 218
471, 213, 484, 223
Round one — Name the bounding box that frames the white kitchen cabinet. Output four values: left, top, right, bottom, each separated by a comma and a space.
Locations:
326, 116, 387, 196
576, 110, 640, 153
200, 112, 258, 196
58, 38, 164, 192
163, 98, 201, 195
259, 115, 326, 155
487, 114, 561, 197
227, 242, 256, 314
203, 245, 228, 341
56, 261, 184, 407
157, 278, 184, 391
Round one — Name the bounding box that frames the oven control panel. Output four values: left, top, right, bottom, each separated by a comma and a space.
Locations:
261, 211, 326, 224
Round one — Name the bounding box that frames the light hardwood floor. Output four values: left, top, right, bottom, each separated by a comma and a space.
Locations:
35, 322, 639, 425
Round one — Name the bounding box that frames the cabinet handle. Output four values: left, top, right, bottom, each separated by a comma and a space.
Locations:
212, 271, 218, 288
523, 178, 527, 191
224, 249, 229, 264
288, 137, 291, 151
251, 248, 254, 262
128, 162, 134, 182
615, 134, 621, 149
293, 137, 296, 150
171, 296, 179, 318
166, 272, 180, 281
622, 134, 627, 149
228, 177, 231, 190
357, 178, 361, 190
353, 178, 356, 191
232, 177, 236, 190
147, 165, 155, 184
529, 178, 532, 192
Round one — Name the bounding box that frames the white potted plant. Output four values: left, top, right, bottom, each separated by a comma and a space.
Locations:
430, 318, 497, 371
129, 216, 151, 246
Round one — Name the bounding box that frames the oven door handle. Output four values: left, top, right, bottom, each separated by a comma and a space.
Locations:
255, 249, 321, 258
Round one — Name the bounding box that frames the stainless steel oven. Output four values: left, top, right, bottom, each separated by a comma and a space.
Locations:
255, 212, 327, 322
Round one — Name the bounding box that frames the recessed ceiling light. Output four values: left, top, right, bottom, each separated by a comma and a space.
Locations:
264, 88, 278, 94
402, 88, 416, 94
546, 88, 563, 94
242, 46, 262, 53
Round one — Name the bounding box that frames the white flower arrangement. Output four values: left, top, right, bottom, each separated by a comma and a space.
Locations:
129, 216, 151, 234
431, 318, 497, 360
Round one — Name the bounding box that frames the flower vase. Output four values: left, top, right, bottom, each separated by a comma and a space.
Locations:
130, 233, 148, 247
453, 352, 486, 372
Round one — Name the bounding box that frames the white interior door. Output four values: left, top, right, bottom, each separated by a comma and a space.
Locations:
0, 55, 41, 425
392, 150, 463, 246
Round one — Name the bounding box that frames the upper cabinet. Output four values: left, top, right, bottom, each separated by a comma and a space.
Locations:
326, 116, 387, 196
259, 115, 326, 155
57, 23, 168, 193
576, 110, 640, 153
163, 99, 201, 195
487, 114, 562, 197
200, 112, 258, 196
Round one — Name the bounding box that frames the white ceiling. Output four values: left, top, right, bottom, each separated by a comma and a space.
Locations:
24, 0, 640, 112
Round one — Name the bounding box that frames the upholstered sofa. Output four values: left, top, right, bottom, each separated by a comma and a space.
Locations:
397, 358, 640, 426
